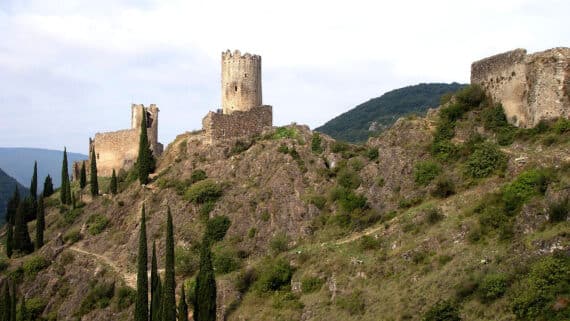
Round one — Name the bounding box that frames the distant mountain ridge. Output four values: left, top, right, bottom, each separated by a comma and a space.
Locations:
0, 168, 28, 223
0, 147, 88, 189
315, 82, 466, 142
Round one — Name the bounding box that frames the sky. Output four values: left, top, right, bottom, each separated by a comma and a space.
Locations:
0, 0, 568, 154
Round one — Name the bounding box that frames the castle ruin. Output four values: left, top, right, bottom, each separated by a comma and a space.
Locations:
73, 104, 163, 178
202, 50, 273, 143
471, 47, 570, 128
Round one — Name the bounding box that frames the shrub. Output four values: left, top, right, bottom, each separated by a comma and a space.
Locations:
63, 228, 82, 244
300, 276, 324, 293
366, 148, 379, 161
277, 144, 289, 154
79, 282, 115, 316
431, 140, 459, 162
358, 235, 382, 251
0, 259, 8, 272
199, 201, 216, 221
311, 133, 323, 153
548, 197, 569, 223
254, 259, 294, 293
269, 233, 289, 255
184, 179, 222, 204
63, 208, 83, 226
175, 246, 199, 277
26, 297, 47, 320
331, 141, 349, 153
205, 215, 231, 243
337, 168, 361, 189
337, 190, 368, 213
455, 84, 485, 107
213, 249, 240, 275
422, 300, 461, 321
235, 268, 257, 294
414, 161, 442, 186
552, 117, 570, 134
431, 176, 455, 198
248, 227, 257, 238
478, 273, 508, 303
270, 127, 298, 140
336, 290, 366, 315
87, 214, 109, 235
23, 255, 50, 278
482, 104, 510, 131
190, 169, 207, 183
466, 142, 506, 178
230, 140, 252, 154
502, 169, 549, 213
305, 194, 327, 210
114, 286, 135, 310
425, 208, 444, 225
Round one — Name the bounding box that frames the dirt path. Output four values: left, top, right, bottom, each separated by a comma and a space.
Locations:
68, 246, 163, 289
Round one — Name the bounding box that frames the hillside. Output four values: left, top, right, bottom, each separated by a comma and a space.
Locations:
315, 83, 466, 142
0, 147, 88, 188
0, 168, 28, 223
0, 85, 568, 321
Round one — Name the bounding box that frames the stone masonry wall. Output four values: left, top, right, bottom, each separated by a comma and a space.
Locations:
202, 106, 272, 144
471, 47, 570, 127
221, 50, 262, 115
92, 129, 139, 177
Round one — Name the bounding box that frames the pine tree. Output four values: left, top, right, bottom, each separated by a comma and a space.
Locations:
193, 239, 216, 321
90, 147, 99, 197
79, 161, 87, 189
150, 240, 161, 321
6, 187, 20, 225
178, 283, 189, 321
13, 200, 33, 254
42, 175, 54, 198
161, 207, 176, 321
137, 110, 155, 185
6, 223, 13, 258
60, 148, 71, 204
29, 161, 37, 200
110, 169, 118, 195
134, 205, 148, 321
35, 197, 45, 250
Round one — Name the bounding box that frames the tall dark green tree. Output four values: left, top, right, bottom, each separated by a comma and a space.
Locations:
137, 111, 155, 185
9, 285, 15, 321
161, 207, 176, 321
17, 296, 27, 321
110, 169, 118, 195
178, 283, 189, 321
35, 197, 45, 250
79, 161, 87, 189
193, 239, 216, 321
1, 282, 11, 321
90, 147, 99, 197
6, 187, 20, 225
150, 241, 162, 321
29, 161, 37, 200
60, 148, 71, 204
134, 205, 148, 321
13, 201, 33, 254
42, 175, 54, 198
5, 223, 13, 258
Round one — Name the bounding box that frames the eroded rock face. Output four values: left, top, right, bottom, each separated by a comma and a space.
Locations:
471, 47, 570, 128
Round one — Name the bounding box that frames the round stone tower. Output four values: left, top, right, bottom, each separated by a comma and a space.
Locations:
221, 49, 262, 114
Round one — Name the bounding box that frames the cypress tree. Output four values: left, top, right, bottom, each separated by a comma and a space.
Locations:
90, 147, 99, 197
1, 282, 11, 321
150, 241, 162, 321
29, 162, 37, 200
161, 207, 176, 321
13, 201, 33, 254
134, 205, 148, 321
9, 284, 14, 321
193, 240, 216, 321
6, 187, 20, 225
137, 110, 155, 185
60, 148, 71, 204
42, 175, 54, 198
17, 296, 27, 321
35, 197, 45, 250
178, 283, 188, 321
6, 223, 13, 258
79, 161, 87, 189
110, 169, 118, 195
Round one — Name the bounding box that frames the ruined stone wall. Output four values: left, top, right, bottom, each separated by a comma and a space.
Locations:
471, 47, 570, 127
91, 129, 139, 177
131, 104, 161, 153
202, 106, 272, 143
221, 50, 262, 114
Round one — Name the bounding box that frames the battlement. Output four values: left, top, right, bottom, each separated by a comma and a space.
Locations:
222, 49, 261, 61
221, 49, 263, 115
471, 47, 570, 127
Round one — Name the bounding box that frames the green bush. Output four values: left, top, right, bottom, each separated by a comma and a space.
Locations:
414, 161, 442, 186
431, 176, 455, 198
552, 117, 570, 134
270, 127, 298, 140
63, 228, 82, 244
269, 233, 289, 255
213, 249, 240, 275
305, 194, 327, 210
184, 179, 222, 204
455, 84, 485, 107
466, 142, 506, 178
478, 273, 508, 303
87, 214, 109, 235
502, 169, 549, 213
114, 286, 135, 310
337, 189, 368, 213
199, 201, 216, 221
23, 255, 50, 278
336, 290, 366, 315
79, 282, 115, 316
331, 141, 350, 153
235, 268, 257, 294
366, 148, 379, 161
230, 140, 253, 155
248, 227, 257, 238
511, 254, 570, 321
311, 133, 323, 153
301, 276, 324, 293
254, 259, 294, 293
337, 168, 361, 189
26, 297, 47, 320
63, 208, 83, 226
204, 215, 231, 243
548, 197, 569, 223
358, 235, 382, 251
190, 169, 207, 183
431, 140, 459, 162
425, 208, 444, 225
482, 104, 510, 131
175, 246, 199, 277
277, 144, 289, 154
422, 300, 461, 321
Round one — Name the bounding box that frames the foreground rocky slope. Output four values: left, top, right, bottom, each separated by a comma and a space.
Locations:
1, 86, 569, 321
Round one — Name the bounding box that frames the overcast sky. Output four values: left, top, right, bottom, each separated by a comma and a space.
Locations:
0, 0, 568, 154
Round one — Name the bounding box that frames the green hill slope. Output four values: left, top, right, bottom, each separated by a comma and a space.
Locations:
315, 82, 466, 142
0, 167, 28, 223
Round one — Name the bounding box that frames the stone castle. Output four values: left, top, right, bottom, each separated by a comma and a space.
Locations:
471, 47, 570, 128
77, 49, 272, 177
